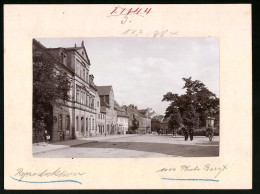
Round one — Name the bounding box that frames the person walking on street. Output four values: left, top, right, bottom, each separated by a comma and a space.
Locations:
183, 127, 188, 141
189, 128, 194, 141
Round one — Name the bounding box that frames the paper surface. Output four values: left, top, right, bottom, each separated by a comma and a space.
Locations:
4, 4, 252, 189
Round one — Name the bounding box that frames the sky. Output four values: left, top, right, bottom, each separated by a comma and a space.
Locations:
37, 37, 219, 115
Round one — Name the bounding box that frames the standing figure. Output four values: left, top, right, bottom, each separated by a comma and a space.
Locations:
189, 128, 194, 141
182, 127, 188, 141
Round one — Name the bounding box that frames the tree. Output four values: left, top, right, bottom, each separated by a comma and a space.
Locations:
162, 77, 219, 127
168, 108, 182, 136
182, 105, 199, 130
131, 116, 139, 132
33, 44, 71, 136
151, 118, 161, 132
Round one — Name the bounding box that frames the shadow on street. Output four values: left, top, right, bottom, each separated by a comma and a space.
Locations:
75, 141, 219, 157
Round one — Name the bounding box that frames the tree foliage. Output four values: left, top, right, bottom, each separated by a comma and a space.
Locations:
162, 77, 219, 127
33, 45, 71, 133
182, 105, 199, 129
131, 116, 139, 131
151, 118, 161, 132
168, 108, 182, 135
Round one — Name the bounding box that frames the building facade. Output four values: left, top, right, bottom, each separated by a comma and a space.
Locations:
115, 101, 129, 134
97, 86, 118, 135
122, 105, 151, 134
33, 39, 99, 141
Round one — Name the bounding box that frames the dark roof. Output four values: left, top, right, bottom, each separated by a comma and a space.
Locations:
114, 100, 123, 111
96, 86, 112, 96
152, 115, 164, 121
117, 110, 129, 118
138, 109, 147, 114
100, 98, 109, 107
33, 39, 73, 74
126, 106, 147, 119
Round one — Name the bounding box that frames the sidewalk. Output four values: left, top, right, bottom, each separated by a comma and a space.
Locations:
33, 134, 138, 155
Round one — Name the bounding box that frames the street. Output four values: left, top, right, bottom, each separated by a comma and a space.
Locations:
34, 134, 219, 158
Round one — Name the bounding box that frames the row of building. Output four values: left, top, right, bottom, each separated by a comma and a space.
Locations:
33, 39, 157, 142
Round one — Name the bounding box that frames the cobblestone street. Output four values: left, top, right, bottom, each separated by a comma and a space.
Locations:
34, 134, 219, 158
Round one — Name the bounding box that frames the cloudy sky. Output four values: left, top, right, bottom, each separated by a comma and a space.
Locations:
37, 37, 219, 115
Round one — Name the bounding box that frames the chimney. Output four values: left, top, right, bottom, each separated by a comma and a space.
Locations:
81, 41, 84, 47
74, 43, 77, 48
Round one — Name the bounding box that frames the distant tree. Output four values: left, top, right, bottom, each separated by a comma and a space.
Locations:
131, 116, 139, 132
182, 105, 199, 130
162, 77, 219, 127
151, 118, 161, 132
168, 108, 182, 136
33, 44, 71, 135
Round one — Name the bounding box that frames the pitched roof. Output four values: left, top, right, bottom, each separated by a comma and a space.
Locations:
126, 106, 147, 119
138, 109, 147, 114
114, 100, 123, 111
100, 98, 109, 107
152, 115, 164, 121
117, 110, 129, 118
96, 86, 112, 96
161, 117, 170, 123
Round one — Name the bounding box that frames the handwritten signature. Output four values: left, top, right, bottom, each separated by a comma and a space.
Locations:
156, 164, 228, 179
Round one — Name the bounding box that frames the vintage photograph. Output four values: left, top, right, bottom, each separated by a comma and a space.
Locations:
32, 37, 220, 158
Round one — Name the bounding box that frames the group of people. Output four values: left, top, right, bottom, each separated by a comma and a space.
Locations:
182, 127, 194, 141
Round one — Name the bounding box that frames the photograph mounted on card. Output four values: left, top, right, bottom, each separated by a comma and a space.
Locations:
4, 4, 251, 189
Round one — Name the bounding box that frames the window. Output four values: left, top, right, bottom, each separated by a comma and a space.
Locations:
92, 98, 95, 108
86, 118, 88, 131
76, 89, 80, 103
61, 52, 66, 65
58, 114, 62, 131
76, 117, 79, 131
82, 92, 85, 104
86, 71, 89, 83
81, 117, 84, 133
65, 115, 70, 134
83, 69, 85, 80
86, 95, 89, 106
76, 64, 80, 75
80, 68, 82, 78
97, 101, 99, 108
92, 119, 94, 130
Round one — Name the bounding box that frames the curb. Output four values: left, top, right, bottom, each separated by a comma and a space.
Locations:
33, 134, 138, 155
33, 140, 98, 155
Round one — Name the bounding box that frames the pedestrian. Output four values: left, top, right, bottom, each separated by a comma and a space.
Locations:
189, 128, 194, 141
59, 131, 63, 141
44, 130, 50, 145
62, 131, 65, 141
182, 127, 188, 141
43, 130, 47, 142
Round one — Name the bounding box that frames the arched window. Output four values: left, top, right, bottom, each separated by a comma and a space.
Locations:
81, 117, 84, 133
65, 115, 70, 134
86, 118, 88, 131
76, 116, 79, 131
58, 114, 62, 131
